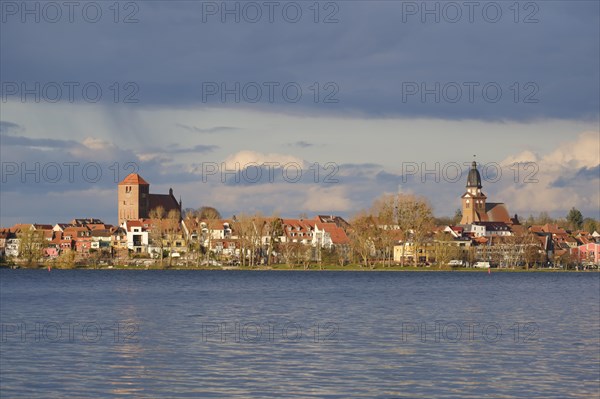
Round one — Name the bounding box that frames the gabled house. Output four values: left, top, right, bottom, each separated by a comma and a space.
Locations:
111, 226, 128, 251
570, 243, 600, 265
313, 222, 350, 249
91, 230, 112, 250
123, 220, 149, 253
63, 226, 92, 256
281, 219, 315, 245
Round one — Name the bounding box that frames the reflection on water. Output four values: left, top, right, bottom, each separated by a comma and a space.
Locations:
1, 270, 598, 398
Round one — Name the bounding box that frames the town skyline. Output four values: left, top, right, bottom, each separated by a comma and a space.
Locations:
2, 1, 599, 227
1, 147, 599, 228
2, 161, 598, 269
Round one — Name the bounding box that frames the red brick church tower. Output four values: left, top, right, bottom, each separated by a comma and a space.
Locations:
118, 173, 181, 224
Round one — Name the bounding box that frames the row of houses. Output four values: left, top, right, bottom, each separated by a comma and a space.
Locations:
0, 219, 121, 259
1, 215, 599, 266
179, 215, 351, 260
394, 222, 600, 266
0, 215, 352, 263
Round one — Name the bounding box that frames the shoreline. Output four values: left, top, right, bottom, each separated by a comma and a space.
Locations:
2, 265, 597, 273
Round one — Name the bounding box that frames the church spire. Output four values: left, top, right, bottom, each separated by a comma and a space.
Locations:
466, 159, 482, 188
460, 157, 486, 225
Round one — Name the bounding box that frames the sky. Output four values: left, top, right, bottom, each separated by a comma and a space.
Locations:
1, 0, 599, 226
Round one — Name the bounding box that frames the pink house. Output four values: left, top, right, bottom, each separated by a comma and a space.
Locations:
44, 247, 59, 258
570, 243, 600, 265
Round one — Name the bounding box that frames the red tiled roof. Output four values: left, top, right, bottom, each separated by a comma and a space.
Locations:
54, 223, 74, 230
316, 222, 350, 244
10, 224, 33, 233
87, 224, 106, 230
485, 203, 511, 224
206, 219, 233, 229
119, 173, 149, 185
282, 219, 315, 240
473, 236, 488, 244
63, 226, 89, 232
541, 224, 567, 235
124, 220, 144, 232
91, 230, 112, 237
138, 218, 181, 232
316, 215, 350, 229
33, 224, 53, 230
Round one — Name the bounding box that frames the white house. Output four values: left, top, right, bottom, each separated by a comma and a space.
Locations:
123, 221, 149, 253
5, 238, 20, 257
462, 224, 486, 237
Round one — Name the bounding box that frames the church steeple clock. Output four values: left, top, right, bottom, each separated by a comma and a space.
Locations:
460, 160, 487, 224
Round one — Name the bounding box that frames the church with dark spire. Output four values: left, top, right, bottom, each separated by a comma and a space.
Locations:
460, 161, 518, 225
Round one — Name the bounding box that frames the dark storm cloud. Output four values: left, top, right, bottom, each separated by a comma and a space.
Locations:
1, 1, 598, 121
550, 165, 600, 188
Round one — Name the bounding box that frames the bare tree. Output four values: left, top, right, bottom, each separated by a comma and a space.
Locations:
166, 209, 181, 267
349, 212, 378, 268
56, 249, 76, 269
280, 241, 297, 268
17, 228, 45, 267
149, 206, 166, 267
266, 215, 283, 266
250, 212, 268, 266
522, 232, 542, 269
233, 213, 254, 267
396, 194, 434, 267
371, 194, 399, 267
197, 206, 222, 220
434, 231, 456, 268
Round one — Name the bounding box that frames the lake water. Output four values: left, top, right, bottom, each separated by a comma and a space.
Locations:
1, 270, 598, 398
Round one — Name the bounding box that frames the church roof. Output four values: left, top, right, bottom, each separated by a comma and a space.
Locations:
149, 193, 180, 215
484, 203, 511, 224
119, 173, 149, 185
466, 161, 482, 188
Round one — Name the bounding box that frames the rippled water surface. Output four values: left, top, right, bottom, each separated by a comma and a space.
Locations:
1, 270, 598, 398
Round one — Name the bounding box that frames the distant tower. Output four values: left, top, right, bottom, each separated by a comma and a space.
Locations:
460, 161, 487, 224
118, 174, 150, 224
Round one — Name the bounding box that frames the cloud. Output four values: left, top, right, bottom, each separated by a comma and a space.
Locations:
1, 2, 598, 121
0, 121, 24, 134
289, 141, 314, 148
176, 123, 239, 134
302, 186, 353, 213
223, 150, 305, 169
0, 133, 78, 149
496, 131, 600, 217
543, 131, 600, 169
551, 165, 600, 188
166, 144, 219, 154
